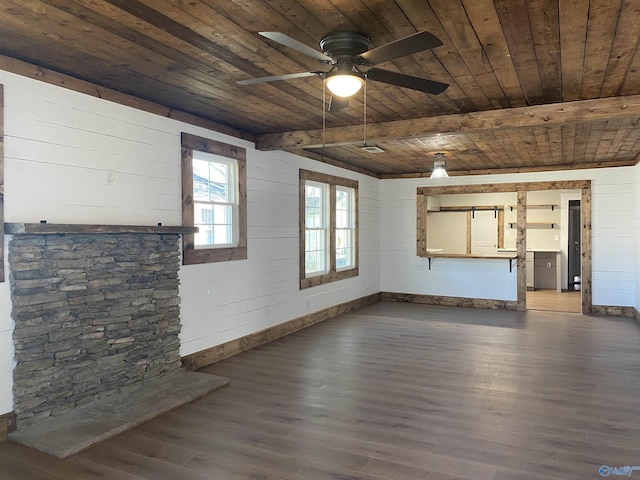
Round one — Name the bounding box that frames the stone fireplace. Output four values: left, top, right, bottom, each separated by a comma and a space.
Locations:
7, 224, 193, 428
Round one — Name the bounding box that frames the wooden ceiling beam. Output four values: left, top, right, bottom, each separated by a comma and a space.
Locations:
380, 159, 639, 179
255, 94, 640, 151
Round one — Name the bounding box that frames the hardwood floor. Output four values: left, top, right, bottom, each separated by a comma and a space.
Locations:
527, 289, 582, 313
1, 301, 640, 479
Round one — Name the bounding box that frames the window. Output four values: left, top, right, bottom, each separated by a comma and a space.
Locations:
335, 186, 356, 270
193, 153, 237, 248
304, 181, 329, 276
300, 170, 358, 289
181, 133, 247, 264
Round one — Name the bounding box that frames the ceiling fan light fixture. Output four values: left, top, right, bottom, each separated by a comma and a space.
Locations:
430, 153, 449, 179
326, 74, 364, 97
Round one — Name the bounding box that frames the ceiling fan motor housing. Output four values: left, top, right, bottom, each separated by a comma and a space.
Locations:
320, 31, 371, 60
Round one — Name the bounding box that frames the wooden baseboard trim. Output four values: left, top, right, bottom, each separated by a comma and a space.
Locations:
380, 292, 518, 311
182, 293, 381, 371
591, 305, 637, 318
0, 412, 16, 441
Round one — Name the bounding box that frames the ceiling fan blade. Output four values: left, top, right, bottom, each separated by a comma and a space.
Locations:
358, 31, 443, 65
366, 68, 449, 95
328, 94, 349, 112
259, 32, 333, 62
237, 71, 320, 85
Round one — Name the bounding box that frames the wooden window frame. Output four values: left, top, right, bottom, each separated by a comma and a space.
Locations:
181, 133, 247, 265
300, 169, 358, 289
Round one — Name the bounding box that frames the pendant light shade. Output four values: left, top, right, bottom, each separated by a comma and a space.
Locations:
326, 73, 364, 97
430, 153, 449, 179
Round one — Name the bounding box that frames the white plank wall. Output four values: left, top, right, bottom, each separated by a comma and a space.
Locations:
0, 66, 637, 418
636, 163, 640, 312
0, 240, 12, 412
379, 168, 638, 305
178, 150, 381, 354
0, 69, 380, 415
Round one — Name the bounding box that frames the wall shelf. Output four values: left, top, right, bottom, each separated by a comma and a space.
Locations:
508, 204, 558, 211
508, 222, 556, 229
424, 253, 517, 272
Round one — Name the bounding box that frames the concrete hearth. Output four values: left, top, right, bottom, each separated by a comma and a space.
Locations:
9, 369, 229, 457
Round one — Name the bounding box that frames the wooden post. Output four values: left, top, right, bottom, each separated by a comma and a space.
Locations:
516, 190, 527, 311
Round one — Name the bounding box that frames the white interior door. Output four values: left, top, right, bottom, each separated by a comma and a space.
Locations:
471, 210, 498, 254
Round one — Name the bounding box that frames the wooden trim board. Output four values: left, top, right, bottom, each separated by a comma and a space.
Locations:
0, 412, 16, 442
380, 292, 518, 311
182, 293, 380, 370
591, 305, 637, 318
381, 292, 635, 319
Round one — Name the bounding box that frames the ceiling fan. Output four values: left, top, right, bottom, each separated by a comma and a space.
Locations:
237, 30, 449, 111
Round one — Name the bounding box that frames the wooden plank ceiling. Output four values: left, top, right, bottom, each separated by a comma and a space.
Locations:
1, 0, 639, 177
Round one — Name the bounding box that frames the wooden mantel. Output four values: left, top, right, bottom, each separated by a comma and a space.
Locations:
4, 223, 198, 235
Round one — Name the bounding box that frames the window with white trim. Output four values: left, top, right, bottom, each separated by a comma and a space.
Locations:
300, 170, 358, 289
181, 133, 247, 265
335, 186, 355, 270
304, 180, 329, 276
193, 152, 237, 248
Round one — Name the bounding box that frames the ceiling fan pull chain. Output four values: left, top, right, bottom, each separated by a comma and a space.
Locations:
322, 82, 326, 148
363, 79, 367, 147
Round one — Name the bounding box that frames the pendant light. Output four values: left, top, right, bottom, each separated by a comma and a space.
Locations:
430, 153, 449, 179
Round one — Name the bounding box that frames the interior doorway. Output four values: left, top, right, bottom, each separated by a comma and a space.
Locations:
526, 192, 582, 313
568, 200, 581, 290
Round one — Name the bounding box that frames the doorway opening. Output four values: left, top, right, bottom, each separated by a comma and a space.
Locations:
526, 193, 582, 313
568, 200, 581, 291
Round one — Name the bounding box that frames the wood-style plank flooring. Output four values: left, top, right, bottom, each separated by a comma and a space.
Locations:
1, 301, 640, 479
527, 289, 582, 313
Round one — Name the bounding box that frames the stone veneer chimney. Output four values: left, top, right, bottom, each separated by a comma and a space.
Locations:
9, 232, 183, 427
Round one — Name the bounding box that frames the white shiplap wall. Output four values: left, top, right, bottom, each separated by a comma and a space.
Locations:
0, 69, 380, 415
0, 66, 637, 418
380, 168, 638, 305
0, 239, 11, 412
637, 163, 640, 312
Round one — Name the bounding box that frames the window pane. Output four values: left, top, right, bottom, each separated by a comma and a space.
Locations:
306, 250, 327, 275
213, 204, 232, 224
305, 227, 326, 274
194, 225, 214, 247
336, 229, 352, 268
213, 224, 232, 244
209, 162, 227, 184
196, 204, 214, 224
336, 209, 348, 228
306, 186, 322, 210
210, 182, 228, 201
306, 207, 322, 228
336, 189, 347, 209
193, 159, 210, 201
336, 187, 353, 229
